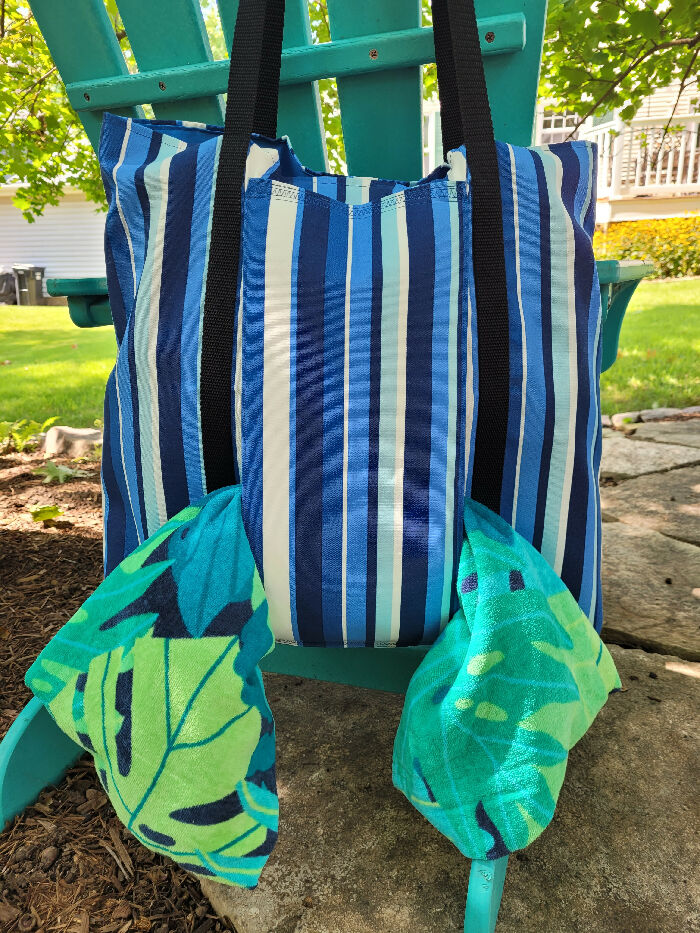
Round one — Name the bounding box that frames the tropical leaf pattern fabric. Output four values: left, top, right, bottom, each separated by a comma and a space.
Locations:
26, 487, 277, 887
393, 499, 620, 861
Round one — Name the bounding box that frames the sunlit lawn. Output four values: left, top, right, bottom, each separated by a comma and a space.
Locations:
0, 305, 116, 427
0, 278, 698, 428
600, 277, 700, 414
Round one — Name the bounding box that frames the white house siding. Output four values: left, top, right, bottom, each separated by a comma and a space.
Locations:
0, 187, 106, 286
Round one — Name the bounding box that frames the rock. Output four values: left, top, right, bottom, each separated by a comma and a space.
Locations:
201, 650, 700, 933
601, 414, 612, 428
629, 419, 700, 450
42, 425, 102, 459
600, 433, 700, 481
639, 407, 681, 422
601, 465, 700, 546
38, 845, 58, 870
683, 406, 700, 417
602, 523, 700, 660
611, 410, 641, 429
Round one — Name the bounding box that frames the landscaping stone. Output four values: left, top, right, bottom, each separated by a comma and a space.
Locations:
601, 522, 700, 660
611, 410, 641, 429
42, 425, 102, 459
201, 646, 700, 933
600, 432, 700, 481
629, 418, 700, 449
639, 407, 681, 422
601, 465, 700, 546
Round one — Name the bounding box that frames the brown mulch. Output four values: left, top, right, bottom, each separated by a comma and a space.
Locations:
0, 451, 232, 933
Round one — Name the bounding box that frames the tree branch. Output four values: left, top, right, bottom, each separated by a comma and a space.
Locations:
567, 33, 700, 135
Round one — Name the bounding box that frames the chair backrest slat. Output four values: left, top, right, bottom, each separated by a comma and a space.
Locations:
30, 0, 141, 150
217, 0, 327, 171
116, 0, 224, 124
475, 0, 548, 147
327, 0, 423, 181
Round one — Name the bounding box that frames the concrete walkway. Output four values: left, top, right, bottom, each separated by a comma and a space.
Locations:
203, 419, 700, 933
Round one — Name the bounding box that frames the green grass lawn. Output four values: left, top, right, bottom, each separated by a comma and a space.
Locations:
0, 278, 698, 427
600, 277, 700, 414
0, 305, 116, 427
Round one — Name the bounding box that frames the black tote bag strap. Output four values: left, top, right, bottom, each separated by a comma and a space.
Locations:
201, 0, 510, 514
199, 0, 286, 492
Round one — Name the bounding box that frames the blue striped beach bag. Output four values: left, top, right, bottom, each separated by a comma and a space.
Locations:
99, 0, 604, 648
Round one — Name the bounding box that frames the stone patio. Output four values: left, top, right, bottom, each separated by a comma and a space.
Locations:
203, 418, 700, 933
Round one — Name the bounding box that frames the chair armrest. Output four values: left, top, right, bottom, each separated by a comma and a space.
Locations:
46, 277, 112, 328
596, 260, 654, 373
596, 259, 654, 286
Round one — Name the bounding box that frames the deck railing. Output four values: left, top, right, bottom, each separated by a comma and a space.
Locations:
580, 115, 700, 198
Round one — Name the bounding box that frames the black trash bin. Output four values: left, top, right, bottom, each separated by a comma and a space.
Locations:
13, 265, 46, 305
0, 267, 16, 304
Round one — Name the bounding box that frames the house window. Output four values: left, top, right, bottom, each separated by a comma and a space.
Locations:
539, 110, 580, 145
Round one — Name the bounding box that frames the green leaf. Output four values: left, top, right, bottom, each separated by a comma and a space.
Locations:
33, 461, 90, 484
28, 504, 64, 523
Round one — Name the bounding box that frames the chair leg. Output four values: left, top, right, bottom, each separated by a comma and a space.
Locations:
0, 698, 82, 830
464, 856, 508, 933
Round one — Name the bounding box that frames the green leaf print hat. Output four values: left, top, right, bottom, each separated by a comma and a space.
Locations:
392, 498, 620, 860
26, 486, 278, 886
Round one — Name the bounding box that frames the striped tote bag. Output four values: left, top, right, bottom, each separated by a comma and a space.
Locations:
99, 0, 604, 647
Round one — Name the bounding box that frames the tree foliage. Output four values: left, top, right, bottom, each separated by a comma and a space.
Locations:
0, 1, 105, 220
541, 0, 699, 128
2, 0, 697, 221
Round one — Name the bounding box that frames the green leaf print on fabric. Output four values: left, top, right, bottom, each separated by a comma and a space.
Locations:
26, 487, 277, 887
393, 498, 620, 861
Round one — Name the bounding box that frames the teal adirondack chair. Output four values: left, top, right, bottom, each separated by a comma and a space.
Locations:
1, 1, 652, 929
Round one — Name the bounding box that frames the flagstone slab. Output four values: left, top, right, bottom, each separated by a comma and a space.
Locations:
629, 418, 700, 449
601, 523, 700, 660
601, 465, 700, 546
200, 646, 700, 933
600, 433, 700, 481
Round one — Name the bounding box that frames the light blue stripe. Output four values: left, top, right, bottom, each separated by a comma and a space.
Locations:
117, 128, 151, 302
511, 146, 544, 543
132, 140, 171, 536
539, 150, 571, 568
345, 206, 372, 644
374, 201, 401, 643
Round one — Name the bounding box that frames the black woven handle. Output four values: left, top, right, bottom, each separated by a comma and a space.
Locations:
200, 0, 510, 515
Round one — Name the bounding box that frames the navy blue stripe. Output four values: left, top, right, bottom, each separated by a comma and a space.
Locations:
320, 203, 348, 644
103, 229, 128, 344
157, 146, 196, 517
294, 197, 330, 644
532, 152, 554, 552
102, 372, 127, 574
398, 193, 435, 645
364, 200, 384, 646
558, 147, 594, 601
